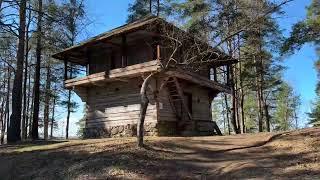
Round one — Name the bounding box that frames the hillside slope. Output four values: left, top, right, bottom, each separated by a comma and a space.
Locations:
0, 128, 319, 179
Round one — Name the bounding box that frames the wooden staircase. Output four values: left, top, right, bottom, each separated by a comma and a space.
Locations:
166, 77, 195, 135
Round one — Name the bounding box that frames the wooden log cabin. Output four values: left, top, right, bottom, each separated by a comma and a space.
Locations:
52, 16, 237, 138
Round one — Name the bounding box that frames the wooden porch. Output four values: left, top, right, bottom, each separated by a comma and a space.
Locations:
64, 60, 160, 88
64, 60, 231, 94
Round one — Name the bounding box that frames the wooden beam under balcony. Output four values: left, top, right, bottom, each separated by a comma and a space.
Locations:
64, 60, 160, 89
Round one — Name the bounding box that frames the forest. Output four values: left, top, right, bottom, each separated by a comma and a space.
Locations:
0, 0, 319, 144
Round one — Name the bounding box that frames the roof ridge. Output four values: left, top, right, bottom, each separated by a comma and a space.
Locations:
82, 15, 159, 44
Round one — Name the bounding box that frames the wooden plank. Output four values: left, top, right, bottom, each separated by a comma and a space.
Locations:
65, 71, 105, 84
87, 106, 156, 116
86, 117, 157, 128
110, 60, 158, 73
157, 45, 161, 62
87, 113, 157, 122
65, 60, 160, 88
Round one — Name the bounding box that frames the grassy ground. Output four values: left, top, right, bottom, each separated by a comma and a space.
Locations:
0, 128, 319, 179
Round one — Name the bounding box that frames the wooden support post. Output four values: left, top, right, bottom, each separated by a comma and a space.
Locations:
86, 49, 90, 75
157, 45, 161, 62
110, 51, 115, 70
152, 36, 160, 61
213, 67, 217, 82
226, 65, 230, 85
121, 34, 127, 68
64, 60, 68, 80
86, 64, 89, 76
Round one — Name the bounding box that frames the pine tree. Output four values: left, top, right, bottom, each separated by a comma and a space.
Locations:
60, 0, 85, 139
8, 0, 27, 143
282, 0, 319, 126
31, 0, 43, 140
127, 0, 169, 22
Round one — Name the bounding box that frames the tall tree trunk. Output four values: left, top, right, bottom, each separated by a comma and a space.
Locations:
226, 35, 240, 134
224, 65, 231, 135
0, 98, 5, 144
137, 73, 155, 147
8, 0, 27, 143
22, 3, 32, 140
230, 65, 240, 134
32, 0, 43, 140
29, 84, 34, 138
254, 55, 263, 132
294, 110, 298, 129
257, 27, 266, 132
237, 34, 245, 133
66, 90, 71, 139
43, 66, 51, 140
65, 69, 73, 139
0, 70, 7, 144
231, 38, 240, 132
25, 62, 31, 138
224, 94, 231, 135
157, 0, 160, 16
21, 33, 28, 140
149, 0, 152, 14
256, 75, 263, 132
50, 96, 56, 139
264, 103, 270, 132
221, 97, 226, 134
3, 68, 11, 143
240, 91, 245, 133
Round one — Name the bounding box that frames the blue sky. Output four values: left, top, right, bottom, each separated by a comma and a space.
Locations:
61, 0, 317, 137
279, 0, 317, 127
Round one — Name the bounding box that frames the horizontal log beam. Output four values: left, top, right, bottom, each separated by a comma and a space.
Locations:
64, 60, 160, 88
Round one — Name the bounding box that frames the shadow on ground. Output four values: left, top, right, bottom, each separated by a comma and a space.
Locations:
0, 128, 319, 179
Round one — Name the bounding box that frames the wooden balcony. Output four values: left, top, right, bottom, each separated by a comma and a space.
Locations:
65, 60, 160, 88
65, 59, 231, 94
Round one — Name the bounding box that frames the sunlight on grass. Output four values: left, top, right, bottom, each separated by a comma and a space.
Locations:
13, 142, 72, 153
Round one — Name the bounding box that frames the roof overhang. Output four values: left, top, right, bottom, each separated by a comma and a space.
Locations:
165, 69, 232, 94
52, 16, 238, 66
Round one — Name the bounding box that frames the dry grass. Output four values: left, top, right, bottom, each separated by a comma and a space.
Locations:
0, 128, 319, 179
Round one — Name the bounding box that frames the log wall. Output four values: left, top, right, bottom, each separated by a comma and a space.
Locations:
157, 77, 215, 135
85, 79, 157, 128
73, 76, 217, 138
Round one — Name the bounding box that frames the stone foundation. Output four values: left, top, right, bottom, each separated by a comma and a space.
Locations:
84, 122, 160, 138
83, 120, 219, 138
156, 121, 177, 136
83, 121, 180, 138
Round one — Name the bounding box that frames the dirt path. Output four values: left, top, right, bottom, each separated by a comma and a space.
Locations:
0, 128, 319, 179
